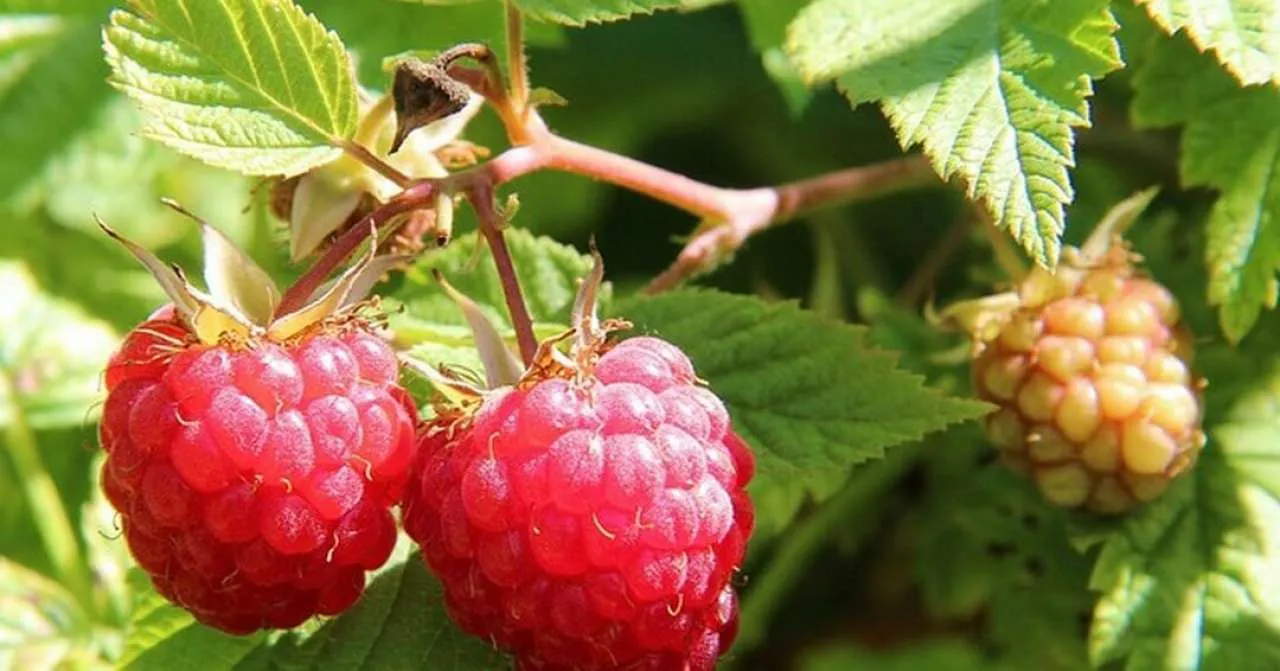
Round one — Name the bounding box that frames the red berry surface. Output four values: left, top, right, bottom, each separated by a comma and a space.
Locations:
99, 316, 418, 634
403, 336, 755, 670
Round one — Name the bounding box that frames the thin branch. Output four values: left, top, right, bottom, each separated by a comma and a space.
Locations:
540, 134, 744, 221
897, 211, 975, 306
505, 0, 529, 111
285, 44, 948, 328
339, 140, 412, 188
773, 155, 939, 222
644, 155, 940, 294
468, 184, 538, 364
281, 144, 941, 318
274, 181, 435, 317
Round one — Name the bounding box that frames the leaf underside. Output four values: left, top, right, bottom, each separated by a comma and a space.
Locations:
786, 0, 1123, 269
102, 0, 359, 177
511, 0, 712, 26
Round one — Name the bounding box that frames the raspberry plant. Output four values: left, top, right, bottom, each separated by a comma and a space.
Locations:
2, 0, 1280, 669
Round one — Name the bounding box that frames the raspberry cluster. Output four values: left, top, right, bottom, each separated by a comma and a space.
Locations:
972, 249, 1205, 513
402, 336, 755, 670
99, 316, 418, 633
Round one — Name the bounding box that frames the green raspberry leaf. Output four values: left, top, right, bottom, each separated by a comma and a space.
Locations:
118, 537, 508, 670
102, 0, 359, 177
801, 639, 990, 671
0, 262, 118, 431
616, 289, 992, 537
736, 0, 811, 115
914, 426, 1093, 669
0, 14, 116, 210
1136, 0, 1280, 87
785, 0, 1123, 269
511, 0, 714, 26
1132, 32, 1280, 342
300, 0, 565, 85
389, 229, 609, 383
1086, 328, 1280, 669
0, 557, 106, 669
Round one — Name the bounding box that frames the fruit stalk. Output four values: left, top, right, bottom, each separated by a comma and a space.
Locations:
0, 374, 94, 611
339, 139, 412, 189
468, 182, 539, 365
273, 180, 436, 318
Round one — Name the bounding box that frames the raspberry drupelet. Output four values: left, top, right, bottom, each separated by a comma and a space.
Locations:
101, 316, 418, 633
402, 335, 755, 670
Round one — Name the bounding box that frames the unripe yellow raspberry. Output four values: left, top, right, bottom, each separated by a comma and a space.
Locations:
971, 243, 1205, 514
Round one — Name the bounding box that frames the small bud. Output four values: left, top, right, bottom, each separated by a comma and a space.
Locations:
390, 58, 473, 154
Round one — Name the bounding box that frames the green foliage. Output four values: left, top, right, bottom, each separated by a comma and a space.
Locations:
511, 0, 719, 26
914, 427, 1093, 669
618, 289, 990, 537
734, 0, 810, 114
0, 262, 118, 430
0, 557, 108, 669
6, 0, 1280, 669
392, 228, 609, 375
300, 0, 564, 86
786, 0, 1123, 269
102, 0, 359, 176
0, 13, 116, 210
1136, 0, 1280, 86
119, 538, 507, 670
1131, 31, 1280, 343
1086, 321, 1280, 669
800, 639, 989, 671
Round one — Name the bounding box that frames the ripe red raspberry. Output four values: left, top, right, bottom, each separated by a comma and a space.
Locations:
402, 335, 755, 670
969, 242, 1205, 514
99, 314, 418, 634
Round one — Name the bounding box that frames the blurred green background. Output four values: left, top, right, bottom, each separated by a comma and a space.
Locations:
0, 1, 1217, 669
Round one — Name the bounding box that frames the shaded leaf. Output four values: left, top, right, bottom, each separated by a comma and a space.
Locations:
119, 537, 509, 670
736, 0, 811, 115
1137, 0, 1280, 86
1131, 31, 1280, 342
616, 289, 991, 536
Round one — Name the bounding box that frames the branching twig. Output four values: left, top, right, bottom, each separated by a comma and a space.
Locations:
274, 181, 435, 317
281, 40, 947, 332
644, 156, 939, 293
283, 137, 940, 317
